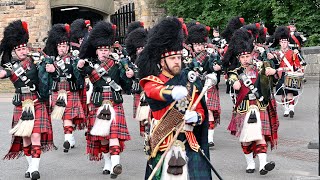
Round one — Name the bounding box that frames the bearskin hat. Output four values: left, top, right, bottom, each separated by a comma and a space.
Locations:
127, 21, 144, 35
242, 23, 260, 41
186, 23, 208, 44
70, 19, 91, 44
79, 21, 116, 59
257, 26, 268, 44
43, 23, 70, 56
136, 17, 184, 79
0, 20, 29, 66
186, 20, 199, 29
221, 16, 245, 42
270, 26, 290, 48
222, 28, 254, 71
125, 24, 147, 58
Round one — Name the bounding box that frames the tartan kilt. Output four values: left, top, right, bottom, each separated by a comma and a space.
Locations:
228, 109, 271, 138
86, 91, 131, 160
206, 86, 221, 123
51, 81, 86, 130
4, 93, 55, 160
133, 93, 140, 119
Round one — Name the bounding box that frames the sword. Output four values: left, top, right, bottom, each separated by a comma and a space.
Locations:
199, 148, 223, 180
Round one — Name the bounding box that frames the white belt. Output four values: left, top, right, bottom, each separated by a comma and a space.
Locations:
102, 86, 111, 92
60, 77, 67, 82
21, 86, 31, 94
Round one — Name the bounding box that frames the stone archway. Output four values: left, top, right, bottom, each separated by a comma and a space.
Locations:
50, 0, 114, 24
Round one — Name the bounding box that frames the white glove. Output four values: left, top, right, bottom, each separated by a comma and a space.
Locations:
171, 86, 188, 101
256, 46, 265, 54
184, 110, 198, 124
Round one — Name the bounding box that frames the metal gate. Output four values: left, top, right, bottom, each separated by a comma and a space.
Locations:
111, 3, 135, 44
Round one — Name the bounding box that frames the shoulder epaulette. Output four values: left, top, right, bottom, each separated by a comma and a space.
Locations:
141, 75, 164, 85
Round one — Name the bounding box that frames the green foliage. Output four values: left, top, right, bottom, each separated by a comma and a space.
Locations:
161, 0, 320, 46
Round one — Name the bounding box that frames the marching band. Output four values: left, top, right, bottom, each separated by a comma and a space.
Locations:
0, 15, 308, 179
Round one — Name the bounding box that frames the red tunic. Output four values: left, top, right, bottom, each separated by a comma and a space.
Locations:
278, 49, 301, 72
140, 70, 205, 152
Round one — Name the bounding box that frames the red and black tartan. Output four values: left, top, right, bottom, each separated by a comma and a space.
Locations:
195, 51, 208, 63
206, 86, 221, 124
4, 93, 55, 160
86, 91, 131, 161
133, 93, 140, 119
227, 101, 271, 139
51, 81, 86, 130
79, 86, 88, 116
88, 58, 114, 84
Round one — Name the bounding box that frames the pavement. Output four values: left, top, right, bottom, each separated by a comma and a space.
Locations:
0, 76, 319, 180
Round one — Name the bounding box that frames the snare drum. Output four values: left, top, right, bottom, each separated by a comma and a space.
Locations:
284, 72, 304, 91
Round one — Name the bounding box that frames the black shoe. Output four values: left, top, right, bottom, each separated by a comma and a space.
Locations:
110, 173, 118, 179
260, 161, 275, 175
289, 111, 294, 118
110, 164, 122, 179
31, 171, 40, 180
246, 169, 255, 173
103, 170, 110, 175
209, 142, 215, 147
25, 172, 30, 178
283, 113, 289, 117
63, 141, 70, 153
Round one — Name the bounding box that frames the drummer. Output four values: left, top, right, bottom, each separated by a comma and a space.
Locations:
272, 26, 303, 118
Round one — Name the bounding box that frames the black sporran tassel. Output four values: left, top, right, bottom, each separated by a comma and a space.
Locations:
9, 99, 35, 137
176, 151, 186, 166
90, 100, 115, 137
247, 111, 257, 123
51, 90, 67, 120
168, 151, 177, 166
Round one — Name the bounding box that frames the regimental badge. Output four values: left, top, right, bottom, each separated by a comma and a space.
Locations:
175, 97, 189, 113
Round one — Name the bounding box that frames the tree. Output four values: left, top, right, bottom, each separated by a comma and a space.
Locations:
161, 0, 320, 46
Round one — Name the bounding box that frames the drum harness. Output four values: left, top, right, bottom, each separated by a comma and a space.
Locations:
275, 51, 304, 107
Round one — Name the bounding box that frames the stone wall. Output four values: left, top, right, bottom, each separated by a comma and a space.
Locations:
302, 46, 320, 76
0, 0, 51, 48
114, 0, 165, 29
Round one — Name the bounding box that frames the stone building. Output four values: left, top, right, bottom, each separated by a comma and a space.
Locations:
0, 0, 164, 48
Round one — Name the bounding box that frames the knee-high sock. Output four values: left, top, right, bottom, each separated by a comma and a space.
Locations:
23, 144, 32, 173
110, 145, 121, 174
255, 144, 268, 170
242, 143, 255, 170
30, 145, 41, 173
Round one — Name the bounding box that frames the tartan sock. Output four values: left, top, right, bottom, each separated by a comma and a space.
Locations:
101, 144, 109, 154
140, 121, 145, 133
23, 144, 32, 156
110, 145, 120, 155
255, 144, 267, 154
241, 143, 253, 154
31, 145, 41, 158
64, 126, 74, 134
289, 99, 294, 105
208, 121, 215, 130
